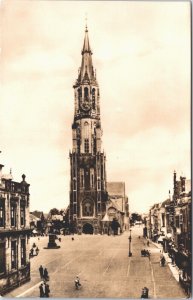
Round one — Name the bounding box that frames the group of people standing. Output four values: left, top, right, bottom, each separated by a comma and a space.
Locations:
39, 266, 50, 297
39, 281, 50, 298
39, 265, 49, 281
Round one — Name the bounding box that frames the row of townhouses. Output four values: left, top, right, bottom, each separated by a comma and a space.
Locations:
147, 171, 191, 295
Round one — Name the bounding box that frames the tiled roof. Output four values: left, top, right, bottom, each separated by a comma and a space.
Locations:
107, 182, 125, 197
31, 211, 44, 219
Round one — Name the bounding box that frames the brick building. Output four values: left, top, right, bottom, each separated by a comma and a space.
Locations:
69, 26, 108, 234
0, 163, 30, 295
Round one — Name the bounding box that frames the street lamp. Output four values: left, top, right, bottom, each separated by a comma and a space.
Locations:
128, 229, 132, 257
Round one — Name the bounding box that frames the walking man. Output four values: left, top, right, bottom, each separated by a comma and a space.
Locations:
44, 282, 50, 298
44, 268, 49, 281
39, 265, 44, 279
39, 283, 44, 298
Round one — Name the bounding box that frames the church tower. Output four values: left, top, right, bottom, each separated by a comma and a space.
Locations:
69, 26, 108, 234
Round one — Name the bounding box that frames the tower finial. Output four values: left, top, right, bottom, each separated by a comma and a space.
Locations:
85, 13, 88, 31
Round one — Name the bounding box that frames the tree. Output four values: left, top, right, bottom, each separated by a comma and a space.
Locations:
130, 213, 142, 224
49, 208, 60, 215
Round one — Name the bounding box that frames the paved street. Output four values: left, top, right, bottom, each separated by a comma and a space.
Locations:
6, 226, 186, 298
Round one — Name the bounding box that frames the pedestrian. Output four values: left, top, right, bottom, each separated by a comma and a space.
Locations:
171, 254, 175, 265
147, 240, 149, 247
39, 283, 44, 298
75, 275, 81, 289
141, 287, 149, 298
44, 282, 50, 297
39, 265, 44, 279
44, 268, 49, 281
72, 237, 74, 241
36, 247, 39, 255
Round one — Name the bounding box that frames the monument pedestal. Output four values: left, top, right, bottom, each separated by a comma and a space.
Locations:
44, 234, 60, 249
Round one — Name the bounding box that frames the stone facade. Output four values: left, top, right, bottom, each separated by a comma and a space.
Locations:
69, 27, 108, 234
106, 182, 129, 232
0, 164, 30, 295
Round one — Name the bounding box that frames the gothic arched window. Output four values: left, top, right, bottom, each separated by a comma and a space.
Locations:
84, 139, 89, 153
82, 200, 94, 217
84, 87, 89, 100
84, 122, 89, 138
92, 88, 95, 109
78, 88, 82, 105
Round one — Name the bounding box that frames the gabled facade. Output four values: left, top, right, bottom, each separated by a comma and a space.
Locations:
69, 27, 108, 234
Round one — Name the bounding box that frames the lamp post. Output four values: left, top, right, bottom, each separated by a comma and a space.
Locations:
128, 229, 132, 257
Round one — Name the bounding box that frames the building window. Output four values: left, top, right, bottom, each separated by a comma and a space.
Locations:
11, 241, 17, 270
91, 174, 94, 188
161, 213, 165, 227
97, 179, 101, 190
11, 204, 16, 227
73, 179, 76, 191
21, 239, 26, 266
84, 139, 89, 153
84, 122, 89, 138
0, 200, 5, 227
73, 204, 77, 214
92, 88, 95, 109
0, 242, 6, 274
82, 201, 93, 217
78, 88, 82, 105
81, 175, 84, 188
84, 87, 89, 100
20, 205, 25, 226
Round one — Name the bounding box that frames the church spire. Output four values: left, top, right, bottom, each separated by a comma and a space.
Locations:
82, 26, 92, 54
79, 26, 94, 82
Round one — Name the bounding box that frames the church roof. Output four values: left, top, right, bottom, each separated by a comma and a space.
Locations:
107, 182, 125, 197
108, 198, 124, 213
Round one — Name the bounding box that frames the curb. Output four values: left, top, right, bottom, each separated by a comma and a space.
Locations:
150, 241, 180, 282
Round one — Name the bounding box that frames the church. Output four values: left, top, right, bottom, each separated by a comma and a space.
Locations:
69, 26, 108, 234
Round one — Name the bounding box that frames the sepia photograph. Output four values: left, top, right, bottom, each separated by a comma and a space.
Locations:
0, 0, 191, 298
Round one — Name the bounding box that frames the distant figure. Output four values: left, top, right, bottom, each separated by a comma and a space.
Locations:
39, 265, 44, 279
147, 240, 150, 247
138, 236, 140, 239
44, 282, 50, 297
39, 283, 44, 298
141, 287, 149, 298
75, 276, 81, 289
72, 237, 74, 241
171, 254, 175, 265
36, 247, 39, 255
44, 268, 49, 281
160, 256, 166, 267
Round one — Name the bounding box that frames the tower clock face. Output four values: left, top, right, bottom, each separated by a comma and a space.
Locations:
81, 100, 91, 111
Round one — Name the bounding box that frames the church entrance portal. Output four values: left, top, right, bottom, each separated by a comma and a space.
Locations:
82, 223, 94, 234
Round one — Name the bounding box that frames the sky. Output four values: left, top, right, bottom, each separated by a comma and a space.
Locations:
0, 0, 191, 214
